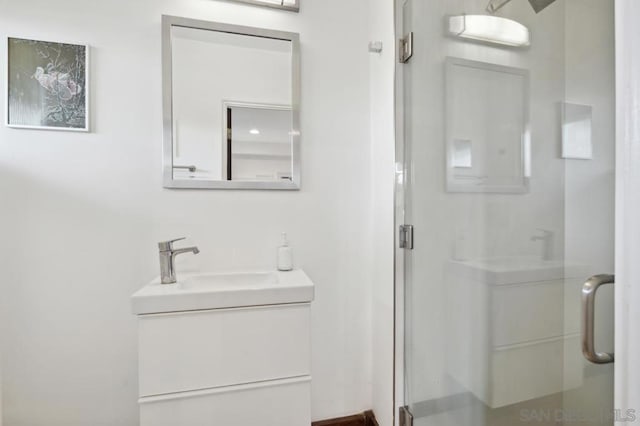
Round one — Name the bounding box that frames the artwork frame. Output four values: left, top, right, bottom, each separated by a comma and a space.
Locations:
6, 36, 90, 132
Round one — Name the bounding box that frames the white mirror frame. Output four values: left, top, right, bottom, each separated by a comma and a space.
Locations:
162, 15, 301, 190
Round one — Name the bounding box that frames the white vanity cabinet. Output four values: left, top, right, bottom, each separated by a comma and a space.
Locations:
132, 270, 314, 426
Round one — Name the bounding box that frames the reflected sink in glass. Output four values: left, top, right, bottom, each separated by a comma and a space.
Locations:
449, 256, 588, 285
132, 270, 314, 314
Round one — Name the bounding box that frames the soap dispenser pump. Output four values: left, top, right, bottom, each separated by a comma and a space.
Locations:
277, 232, 293, 271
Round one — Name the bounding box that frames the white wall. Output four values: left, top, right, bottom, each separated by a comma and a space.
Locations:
0, 0, 376, 424
564, 0, 615, 278
368, 0, 396, 425
615, 0, 640, 418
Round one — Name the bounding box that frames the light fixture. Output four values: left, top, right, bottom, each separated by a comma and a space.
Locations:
448, 15, 530, 47
227, 0, 299, 12
250, 128, 260, 135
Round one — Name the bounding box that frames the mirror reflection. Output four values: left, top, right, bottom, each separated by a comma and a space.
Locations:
223, 103, 293, 182
445, 57, 530, 193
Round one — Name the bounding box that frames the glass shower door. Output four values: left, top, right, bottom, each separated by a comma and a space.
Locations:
398, 0, 616, 425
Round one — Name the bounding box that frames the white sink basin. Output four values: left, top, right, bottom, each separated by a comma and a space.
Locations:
132, 269, 314, 314
179, 272, 278, 291
449, 256, 588, 285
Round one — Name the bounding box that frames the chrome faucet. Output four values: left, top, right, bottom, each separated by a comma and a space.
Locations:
158, 238, 200, 284
531, 229, 554, 261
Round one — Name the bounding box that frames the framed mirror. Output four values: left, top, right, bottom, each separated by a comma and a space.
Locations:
226, 0, 300, 12
445, 57, 530, 193
162, 15, 301, 190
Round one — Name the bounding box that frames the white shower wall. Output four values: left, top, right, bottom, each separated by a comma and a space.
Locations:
563, 0, 615, 290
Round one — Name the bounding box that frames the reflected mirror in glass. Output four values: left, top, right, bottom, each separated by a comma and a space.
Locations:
445, 57, 530, 193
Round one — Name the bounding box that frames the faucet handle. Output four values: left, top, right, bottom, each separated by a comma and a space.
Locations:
158, 237, 186, 251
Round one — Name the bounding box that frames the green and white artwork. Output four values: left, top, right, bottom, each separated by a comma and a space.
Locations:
7, 37, 88, 131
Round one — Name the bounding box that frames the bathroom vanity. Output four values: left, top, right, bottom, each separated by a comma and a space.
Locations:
131, 270, 314, 426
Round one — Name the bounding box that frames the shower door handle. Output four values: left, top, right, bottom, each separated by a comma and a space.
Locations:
581, 274, 615, 364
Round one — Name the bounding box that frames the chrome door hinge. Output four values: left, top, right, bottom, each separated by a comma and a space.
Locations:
399, 406, 414, 426
399, 32, 414, 63
399, 225, 414, 250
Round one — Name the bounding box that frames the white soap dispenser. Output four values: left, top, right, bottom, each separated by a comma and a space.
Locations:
277, 232, 293, 271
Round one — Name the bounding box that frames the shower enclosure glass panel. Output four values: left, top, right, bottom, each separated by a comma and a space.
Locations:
398, 0, 615, 425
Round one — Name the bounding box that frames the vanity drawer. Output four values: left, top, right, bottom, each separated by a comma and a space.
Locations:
138, 303, 311, 397
139, 376, 311, 426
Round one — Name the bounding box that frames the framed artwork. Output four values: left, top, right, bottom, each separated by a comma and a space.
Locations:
6, 37, 89, 131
